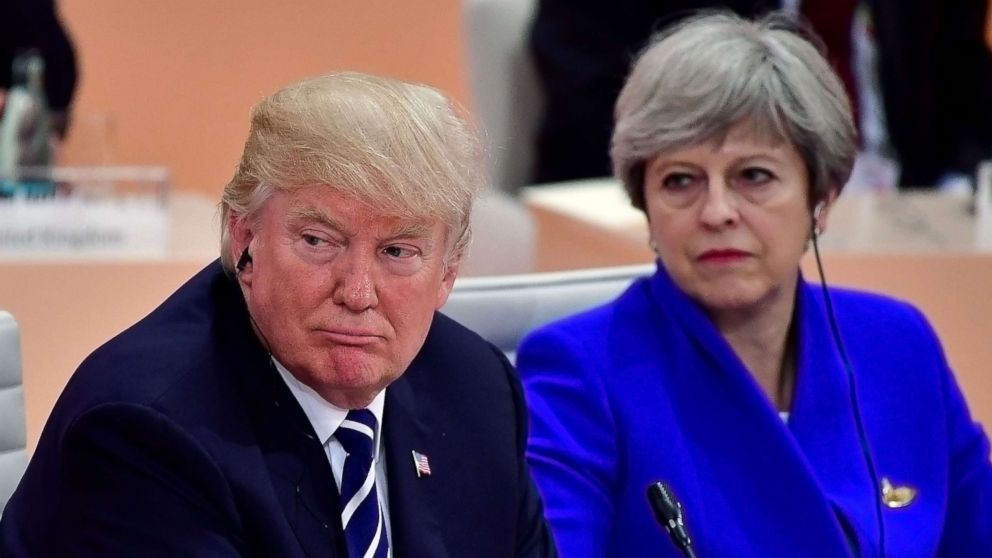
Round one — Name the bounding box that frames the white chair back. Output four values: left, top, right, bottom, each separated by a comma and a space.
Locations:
443, 264, 653, 362
0, 311, 27, 513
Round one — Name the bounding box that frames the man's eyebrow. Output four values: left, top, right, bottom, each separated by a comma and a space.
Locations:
287, 203, 436, 242
388, 221, 434, 240
287, 205, 345, 232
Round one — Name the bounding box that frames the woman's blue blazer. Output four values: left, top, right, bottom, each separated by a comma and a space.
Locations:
518, 263, 992, 557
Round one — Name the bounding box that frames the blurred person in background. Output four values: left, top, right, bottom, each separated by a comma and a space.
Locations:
0, 0, 77, 139
864, 0, 992, 191
519, 12, 992, 557
531, 0, 992, 192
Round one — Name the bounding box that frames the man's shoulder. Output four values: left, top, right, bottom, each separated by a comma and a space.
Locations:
60, 262, 245, 414
418, 311, 508, 369
405, 312, 517, 398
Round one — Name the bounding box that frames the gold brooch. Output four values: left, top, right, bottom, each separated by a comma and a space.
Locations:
881, 477, 917, 509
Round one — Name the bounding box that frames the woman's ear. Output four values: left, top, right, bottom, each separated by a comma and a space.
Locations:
812, 188, 839, 236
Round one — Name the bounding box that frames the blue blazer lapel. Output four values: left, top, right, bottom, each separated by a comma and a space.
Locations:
789, 280, 881, 555
383, 366, 450, 558
634, 265, 854, 556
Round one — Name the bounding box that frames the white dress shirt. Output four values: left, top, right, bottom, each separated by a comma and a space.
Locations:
273, 359, 392, 555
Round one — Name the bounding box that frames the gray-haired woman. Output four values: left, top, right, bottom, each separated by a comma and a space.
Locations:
518, 12, 992, 558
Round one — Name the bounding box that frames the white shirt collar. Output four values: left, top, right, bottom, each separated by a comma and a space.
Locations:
272, 358, 386, 460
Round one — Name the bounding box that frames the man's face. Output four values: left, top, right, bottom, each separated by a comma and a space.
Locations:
231, 186, 458, 408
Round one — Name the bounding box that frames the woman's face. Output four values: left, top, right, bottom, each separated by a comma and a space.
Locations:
643, 121, 829, 315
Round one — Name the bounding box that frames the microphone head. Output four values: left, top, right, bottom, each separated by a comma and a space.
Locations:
647, 481, 682, 525
647, 481, 693, 552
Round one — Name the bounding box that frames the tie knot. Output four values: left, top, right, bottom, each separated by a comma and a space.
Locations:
336, 409, 377, 459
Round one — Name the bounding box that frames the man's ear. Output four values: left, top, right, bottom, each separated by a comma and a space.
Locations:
434, 258, 460, 310
229, 216, 254, 281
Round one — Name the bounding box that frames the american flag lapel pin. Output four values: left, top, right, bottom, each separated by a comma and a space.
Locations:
412, 450, 432, 478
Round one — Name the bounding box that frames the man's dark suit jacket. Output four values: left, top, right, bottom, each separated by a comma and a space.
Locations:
0, 261, 558, 558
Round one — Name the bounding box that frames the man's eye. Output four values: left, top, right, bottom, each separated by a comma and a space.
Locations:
382, 245, 419, 259
302, 234, 327, 247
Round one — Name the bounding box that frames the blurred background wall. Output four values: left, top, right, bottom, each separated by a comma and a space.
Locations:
57, 0, 468, 197
55, 1, 992, 199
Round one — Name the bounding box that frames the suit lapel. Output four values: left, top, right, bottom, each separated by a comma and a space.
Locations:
252, 365, 345, 558
383, 365, 450, 558
216, 272, 345, 558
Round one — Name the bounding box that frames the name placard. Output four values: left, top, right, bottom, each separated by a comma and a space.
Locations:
0, 166, 170, 260
0, 197, 168, 259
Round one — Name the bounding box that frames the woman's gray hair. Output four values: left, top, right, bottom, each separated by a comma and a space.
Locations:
612, 11, 857, 211
219, 72, 485, 274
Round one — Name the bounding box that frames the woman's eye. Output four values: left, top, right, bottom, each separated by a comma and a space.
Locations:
662, 172, 696, 190
739, 167, 773, 184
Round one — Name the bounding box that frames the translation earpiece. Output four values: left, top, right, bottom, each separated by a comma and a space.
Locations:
812, 201, 826, 237
236, 247, 253, 273
813, 201, 825, 221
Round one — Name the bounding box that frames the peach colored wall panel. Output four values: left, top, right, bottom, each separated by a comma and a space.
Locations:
58, 0, 467, 197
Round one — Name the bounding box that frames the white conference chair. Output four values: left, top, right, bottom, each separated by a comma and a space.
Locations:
463, 0, 541, 192
443, 263, 653, 362
0, 311, 27, 514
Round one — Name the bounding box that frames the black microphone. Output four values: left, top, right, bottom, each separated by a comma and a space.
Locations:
647, 481, 698, 558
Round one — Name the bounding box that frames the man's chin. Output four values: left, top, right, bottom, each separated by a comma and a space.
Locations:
303, 360, 399, 404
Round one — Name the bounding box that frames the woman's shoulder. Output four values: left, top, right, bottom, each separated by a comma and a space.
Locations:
810, 283, 948, 377
820, 283, 912, 309
816, 284, 934, 336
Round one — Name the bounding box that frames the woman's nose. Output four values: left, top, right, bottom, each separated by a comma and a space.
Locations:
698, 181, 740, 228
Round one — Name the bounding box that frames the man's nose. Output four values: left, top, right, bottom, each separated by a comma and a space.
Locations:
331, 250, 379, 312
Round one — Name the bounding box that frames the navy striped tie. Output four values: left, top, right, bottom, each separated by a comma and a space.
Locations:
336, 409, 389, 558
